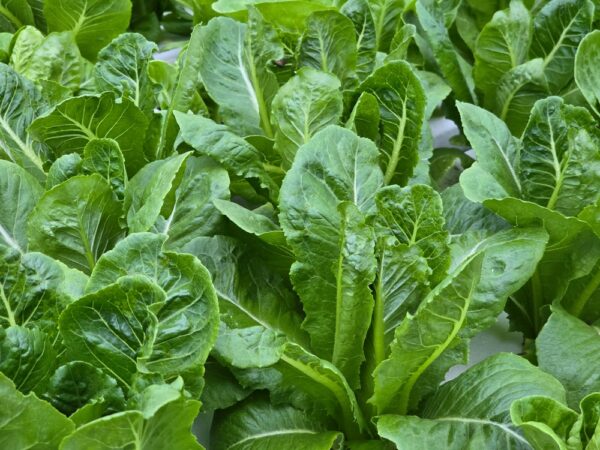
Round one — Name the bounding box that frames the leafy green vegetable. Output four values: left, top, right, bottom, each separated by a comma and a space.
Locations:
3, 2, 600, 448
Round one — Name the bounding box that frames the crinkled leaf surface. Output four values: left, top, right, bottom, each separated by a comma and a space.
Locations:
358, 61, 425, 186
29, 93, 149, 174
271, 68, 343, 168
279, 126, 383, 382
27, 174, 124, 274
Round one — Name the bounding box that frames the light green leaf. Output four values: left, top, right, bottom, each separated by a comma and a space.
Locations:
457, 101, 522, 202
27, 174, 124, 273
86, 233, 219, 388
494, 58, 547, 136
154, 25, 207, 160
371, 237, 431, 368
234, 342, 368, 439
211, 395, 342, 450
519, 96, 600, 215
155, 156, 229, 250
374, 184, 449, 283
44, 0, 132, 60
537, 309, 600, 408
377, 353, 565, 450
371, 228, 548, 414
213, 199, 287, 247
300, 10, 357, 89
197, 14, 283, 136
11, 30, 81, 92
358, 61, 425, 186
0, 160, 42, 251
575, 30, 600, 116
511, 396, 579, 450
368, 0, 404, 52
346, 91, 380, 142
0, 248, 83, 333
81, 138, 127, 199
271, 67, 343, 168
0, 371, 74, 449
416, 70, 452, 119
474, 0, 531, 102
279, 126, 383, 372
484, 197, 600, 335
29, 93, 149, 174
95, 33, 158, 115
59, 275, 165, 388
416, 1, 477, 103
0, 63, 46, 177
341, 0, 377, 81
181, 235, 306, 349
529, 0, 593, 92
175, 112, 278, 199
125, 152, 190, 234
59, 383, 202, 450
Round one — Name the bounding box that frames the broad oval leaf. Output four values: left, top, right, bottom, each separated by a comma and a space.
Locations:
520, 96, 600, 216
0, 325, 57, 394
299, 10, 357, 89
94, 32, 158, 115
44, 0, 132, 60
27, 174, 124, 274
59, 275, 166, 388
271, 67, 343, 168
196, 14, 283, 136
0, 0, 34, 32
374, 184, 449, 283
529, 0, 593, 92
86, 233, 219, 389
29, 93, 149, 174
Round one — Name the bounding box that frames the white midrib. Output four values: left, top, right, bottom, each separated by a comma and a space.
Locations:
231, 429, 319, 446
437, 417, 529, 445
237, 30, 260, 115
0, 115, 44, 172
0, 223, 22, 253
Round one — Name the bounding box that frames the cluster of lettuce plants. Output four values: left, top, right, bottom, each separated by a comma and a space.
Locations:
1, 0, 600, 449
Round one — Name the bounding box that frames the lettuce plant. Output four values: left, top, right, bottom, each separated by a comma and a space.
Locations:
1, 1, 600, 449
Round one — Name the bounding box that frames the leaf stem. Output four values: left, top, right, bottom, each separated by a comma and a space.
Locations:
531, 271, 543, 333
569, 268, 600, 317
0, 285, 17, 327
373, 264, 386, 369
